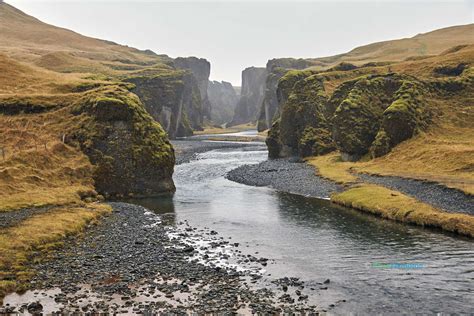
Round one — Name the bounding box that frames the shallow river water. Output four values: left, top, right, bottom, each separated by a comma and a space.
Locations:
131, 140, 474, 314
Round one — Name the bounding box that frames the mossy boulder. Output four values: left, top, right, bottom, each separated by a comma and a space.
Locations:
382, 80, 430, 146
332, 75, 401, 159
70, 85, 175, 197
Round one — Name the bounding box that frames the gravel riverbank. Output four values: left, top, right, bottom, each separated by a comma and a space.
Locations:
227, 158, 343, 199
226, 154, 473, 215
1, 203, 332, 314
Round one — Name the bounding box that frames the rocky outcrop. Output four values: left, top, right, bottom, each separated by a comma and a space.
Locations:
257, 58, 313, 131
69, 85, 175, 197
207, 80, 239, 125
266, 70, 335, 158
230, 67, 267, 126
175, 57, 212, 121
267, 71, 431, 161
125, 69, 203, 139
332, 74, 430, 161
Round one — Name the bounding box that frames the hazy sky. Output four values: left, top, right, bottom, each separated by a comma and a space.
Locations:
6, 0, 474, 85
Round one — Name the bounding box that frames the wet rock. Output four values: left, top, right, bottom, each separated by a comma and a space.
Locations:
27, 302, 43, 313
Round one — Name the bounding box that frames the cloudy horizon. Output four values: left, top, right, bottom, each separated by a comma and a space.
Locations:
6, 0, 474, 86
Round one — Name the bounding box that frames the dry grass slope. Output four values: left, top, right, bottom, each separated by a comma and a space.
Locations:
309, 24, 474, 68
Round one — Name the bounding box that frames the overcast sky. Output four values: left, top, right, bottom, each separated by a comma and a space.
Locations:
6, 0, 474, 85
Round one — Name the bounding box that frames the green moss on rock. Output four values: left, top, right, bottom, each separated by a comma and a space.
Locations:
70, 85, 175, 197
266, 119, 282, 159
268, 71, 335, 158
332, 75, 403, 159
299, 126, 335, 157
369, 129, 391, 158
333, 74, 430, 160
125, 69, 203, 138
382, 80, 430, 147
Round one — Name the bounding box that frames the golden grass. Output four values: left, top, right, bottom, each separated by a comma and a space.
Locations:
0, 111, 97, 211
309, 24, 474, 69
332, 184, 474, 237
306, 152, 358, 185
352, 87, 474, 195
0, 204, 111, 301
354, 129, 474, 195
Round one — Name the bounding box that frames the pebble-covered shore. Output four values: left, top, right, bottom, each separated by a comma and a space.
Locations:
1, 203, 334, 314
227, 158, 342, 199
227, 156, 473, 215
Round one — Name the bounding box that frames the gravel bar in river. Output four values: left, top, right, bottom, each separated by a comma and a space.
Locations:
226, 158, 343, 199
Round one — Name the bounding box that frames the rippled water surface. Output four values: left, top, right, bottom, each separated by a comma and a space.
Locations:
135, 142, 474, 314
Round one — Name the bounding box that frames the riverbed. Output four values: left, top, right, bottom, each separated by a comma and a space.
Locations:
2, 138, 473, 314
136, 139, 474, 314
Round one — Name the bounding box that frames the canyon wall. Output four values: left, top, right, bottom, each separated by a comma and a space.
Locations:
257, 58, 313, 131
230, 67, 267, 126
126, 69, 203, 139
175, 57, 212, 122
266, 67, 439, 161
207, 80, 240, 125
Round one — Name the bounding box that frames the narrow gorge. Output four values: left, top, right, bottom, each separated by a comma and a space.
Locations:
0, 2, 473, 315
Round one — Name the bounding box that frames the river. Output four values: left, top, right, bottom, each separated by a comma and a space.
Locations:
129, 139, 474, 314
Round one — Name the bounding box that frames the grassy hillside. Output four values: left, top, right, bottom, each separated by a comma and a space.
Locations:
269, 41, 474, 194
308, 24, 474, 68
0, 2, 171, 74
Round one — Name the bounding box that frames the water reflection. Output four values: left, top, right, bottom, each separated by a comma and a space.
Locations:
127, 144, 474, 314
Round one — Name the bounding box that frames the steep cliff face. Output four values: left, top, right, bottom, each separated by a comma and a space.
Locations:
207, 80, 239, 125
70, 85, 176, 196
257, 58, 313, 131
125, 69, 203, 139
331, 74, 430, 161
230, 67, 267, 126
267, 70, 335, 158
175, 57, 212, 121
267, 70, 432, 160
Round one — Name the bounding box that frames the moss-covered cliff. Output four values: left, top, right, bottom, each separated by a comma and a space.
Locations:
69, 85, 175, 197
257, 58, 314, 132
267, 70, 335, 158
125, 69, 203, 139
332, 74, 430, 160
267, 71, 432, 161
